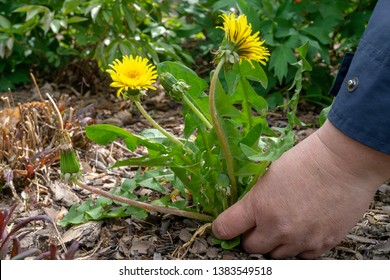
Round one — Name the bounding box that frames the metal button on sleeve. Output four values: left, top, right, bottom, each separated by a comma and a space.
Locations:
347, 77, 359, 92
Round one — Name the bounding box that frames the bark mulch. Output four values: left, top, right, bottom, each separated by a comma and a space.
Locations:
1, 82, 389, 260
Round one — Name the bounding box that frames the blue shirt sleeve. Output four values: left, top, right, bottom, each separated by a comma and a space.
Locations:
327, 0, 390, 155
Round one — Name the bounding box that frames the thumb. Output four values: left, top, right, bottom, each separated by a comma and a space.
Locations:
212, 197, 256, 240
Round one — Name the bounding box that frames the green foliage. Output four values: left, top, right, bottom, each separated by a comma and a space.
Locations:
1, 0, 376, 106
59, 174, 149, 227
210, 0, 376, 106
318, 101, 333, 126
0, 0, 209, 91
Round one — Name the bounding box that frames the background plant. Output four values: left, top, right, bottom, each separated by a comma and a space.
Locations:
210, 0, 376, 107
1, 0, 375, 107
0, 0, 202, 91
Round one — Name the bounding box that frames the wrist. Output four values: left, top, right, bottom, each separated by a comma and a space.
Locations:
315, 120, 390, 188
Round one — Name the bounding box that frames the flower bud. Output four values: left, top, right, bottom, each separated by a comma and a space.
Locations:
59, 131, 81, 181
159, 72, 190, 101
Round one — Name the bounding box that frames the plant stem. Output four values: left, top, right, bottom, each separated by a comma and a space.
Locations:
209, 60, 238, 205
73, 179, 214, 222
134, 100, 188, 151
182, 94, 213, 130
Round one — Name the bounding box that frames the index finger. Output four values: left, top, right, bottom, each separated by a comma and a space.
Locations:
212, 198, 256, 240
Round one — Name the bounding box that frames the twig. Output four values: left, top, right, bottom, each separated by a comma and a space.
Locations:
77, 237, 104, 260
30, 73, 44, 101
46, 93, 64, 131
7, 88, 15, 107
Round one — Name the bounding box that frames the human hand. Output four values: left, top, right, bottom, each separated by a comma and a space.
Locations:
212, 121, 390, 259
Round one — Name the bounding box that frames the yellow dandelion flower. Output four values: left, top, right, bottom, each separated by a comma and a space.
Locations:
218, 13, 270, 67
106, 55, 158, 98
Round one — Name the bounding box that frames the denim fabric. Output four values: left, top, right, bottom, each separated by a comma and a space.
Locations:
328, 0, 390, 154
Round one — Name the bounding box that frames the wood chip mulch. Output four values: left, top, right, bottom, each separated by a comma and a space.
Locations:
0, 83, 389, 260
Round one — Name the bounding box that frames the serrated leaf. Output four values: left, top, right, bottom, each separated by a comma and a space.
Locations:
302, 24, 331, 45
269, 44, 296, 84
234, 77, 268, 117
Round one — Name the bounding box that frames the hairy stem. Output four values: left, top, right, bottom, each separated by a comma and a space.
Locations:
209, 60, 238, 205
73, 179, 214, 222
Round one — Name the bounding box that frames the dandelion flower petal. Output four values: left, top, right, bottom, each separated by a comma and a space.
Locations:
106, 55, 158, 98
218, 13, 270, 67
